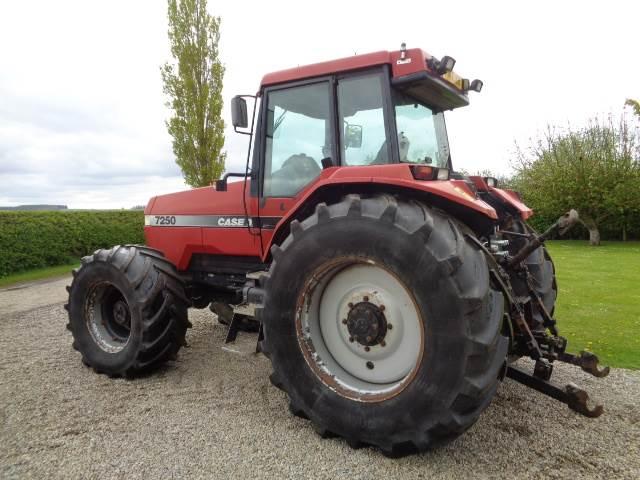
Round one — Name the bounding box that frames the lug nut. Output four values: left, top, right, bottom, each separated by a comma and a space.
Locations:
380, 340, 386, 347
348, 302, 354, 308
387, 324, 393, 330
363, 296, 369, 302
364, 346, 370, 352
342, 318, 347, 324
379, 305, 385, 311
349, 336, 354, 343
366, 361, 374, 370
365, 336, 372, 343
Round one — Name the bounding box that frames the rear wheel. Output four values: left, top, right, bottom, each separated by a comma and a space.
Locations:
258, 195, 508, 455
66, 245, 191, 377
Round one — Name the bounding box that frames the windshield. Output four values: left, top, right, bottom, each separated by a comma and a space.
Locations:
393, 92, 451, 168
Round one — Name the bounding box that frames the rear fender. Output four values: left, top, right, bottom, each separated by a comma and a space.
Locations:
468, 176, 533, 220
263, 164, 498, 262
488, 187, 533, 220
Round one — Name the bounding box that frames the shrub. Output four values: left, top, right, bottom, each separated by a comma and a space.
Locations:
0, 210, 144, 276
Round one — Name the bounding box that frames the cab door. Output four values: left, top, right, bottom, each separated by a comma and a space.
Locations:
253, 79, 337, 251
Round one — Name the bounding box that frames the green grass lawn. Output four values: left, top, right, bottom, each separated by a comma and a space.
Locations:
546, 241, 640, 369
0, 262, 79, 288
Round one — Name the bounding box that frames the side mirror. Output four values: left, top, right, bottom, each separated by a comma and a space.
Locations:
231, 96, 248, 129
215, 179, 227, 192
344, 124, 363, 148
214, 172, 248, 192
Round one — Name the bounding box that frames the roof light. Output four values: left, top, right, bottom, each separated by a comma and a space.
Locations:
427, 55, 456, 75
400, 42, 407, 60
461, 78, 470, 91
437, 56, 456, 74
470, 79, 483, 92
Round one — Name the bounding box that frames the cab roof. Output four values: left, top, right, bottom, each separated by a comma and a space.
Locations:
260, 50, 395, 87
259, 47, 471, 111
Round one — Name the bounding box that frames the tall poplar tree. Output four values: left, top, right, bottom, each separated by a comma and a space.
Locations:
161, 0, 225, 187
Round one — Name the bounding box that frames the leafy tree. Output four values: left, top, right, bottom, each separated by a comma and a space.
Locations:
625, 98, 640, 118
161, 0, 225, 187
513, 115, 640, 245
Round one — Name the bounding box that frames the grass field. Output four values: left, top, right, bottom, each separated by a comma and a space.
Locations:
546, 241, 640, 369
0, 262, 79, 288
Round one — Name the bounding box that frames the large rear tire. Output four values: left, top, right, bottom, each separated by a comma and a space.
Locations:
258, 195, 508, 456
65, 245, 191, 377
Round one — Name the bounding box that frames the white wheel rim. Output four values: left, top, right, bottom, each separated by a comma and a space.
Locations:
296, 259, 424, 401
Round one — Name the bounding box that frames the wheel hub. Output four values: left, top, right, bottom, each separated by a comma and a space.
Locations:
297, 261, 424, 399
86, 282, 131, 353
112, 300, 130, 327
346, 301, 387, 346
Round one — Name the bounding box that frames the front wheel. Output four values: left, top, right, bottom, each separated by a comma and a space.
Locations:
66, 245, 191, 377
258, 195, 508, 456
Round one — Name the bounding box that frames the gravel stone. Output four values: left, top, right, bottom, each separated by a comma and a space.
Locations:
1, 276, 638, 479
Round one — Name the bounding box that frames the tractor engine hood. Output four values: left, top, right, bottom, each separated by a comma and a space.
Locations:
145, 179, 248, 217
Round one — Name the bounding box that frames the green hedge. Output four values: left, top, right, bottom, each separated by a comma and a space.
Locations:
0, 211, 144, 277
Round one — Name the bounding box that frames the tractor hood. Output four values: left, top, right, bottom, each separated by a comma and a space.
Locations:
145, 179, 249, 217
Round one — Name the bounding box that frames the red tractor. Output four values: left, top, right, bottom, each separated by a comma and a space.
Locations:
66, 45, 609, 456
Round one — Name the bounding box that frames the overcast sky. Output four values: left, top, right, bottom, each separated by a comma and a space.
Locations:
0, 0, 638, 208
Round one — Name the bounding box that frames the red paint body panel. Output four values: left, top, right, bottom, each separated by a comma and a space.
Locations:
261, 49, 436, 87
460, 176, 534, 220
147, 180, 248, 215
144, 164, 502, 269
468, 175, 490, 192
489, 187, 534, 220
259, 164, 497, 261
144, 227, 203, 271
145, 46, 528, 269
145, 180, 260, 269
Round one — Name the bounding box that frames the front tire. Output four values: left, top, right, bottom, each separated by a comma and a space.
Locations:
258, 195, 508, 455
65, 245, 191, 377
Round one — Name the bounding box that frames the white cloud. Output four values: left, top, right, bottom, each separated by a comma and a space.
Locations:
0, 0, 638, 208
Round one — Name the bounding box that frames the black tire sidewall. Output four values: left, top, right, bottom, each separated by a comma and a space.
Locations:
69, 262, 144, 371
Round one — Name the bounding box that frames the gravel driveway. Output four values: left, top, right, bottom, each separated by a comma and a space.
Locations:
1, 276, 639, 479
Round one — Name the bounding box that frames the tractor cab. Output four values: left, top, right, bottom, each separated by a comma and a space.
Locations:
228, 45, 482, 199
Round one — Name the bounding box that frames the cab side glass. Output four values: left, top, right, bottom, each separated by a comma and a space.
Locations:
338, 74, 389, 166
263, 82, 332, 197
394, 93, 450, 168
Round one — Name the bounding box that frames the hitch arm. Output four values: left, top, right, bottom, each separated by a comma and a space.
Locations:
506, 366, 604, 418
508, 209, 579, 269
557, 351, 610, 378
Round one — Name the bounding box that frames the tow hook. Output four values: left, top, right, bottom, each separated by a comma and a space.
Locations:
558, 351, 610, 378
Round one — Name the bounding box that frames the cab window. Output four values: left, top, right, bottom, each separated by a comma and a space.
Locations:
263, 82, 332, 197
338, 73, 390, 166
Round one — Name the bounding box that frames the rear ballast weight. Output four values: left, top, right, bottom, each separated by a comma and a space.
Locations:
66, 44, 609, 456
